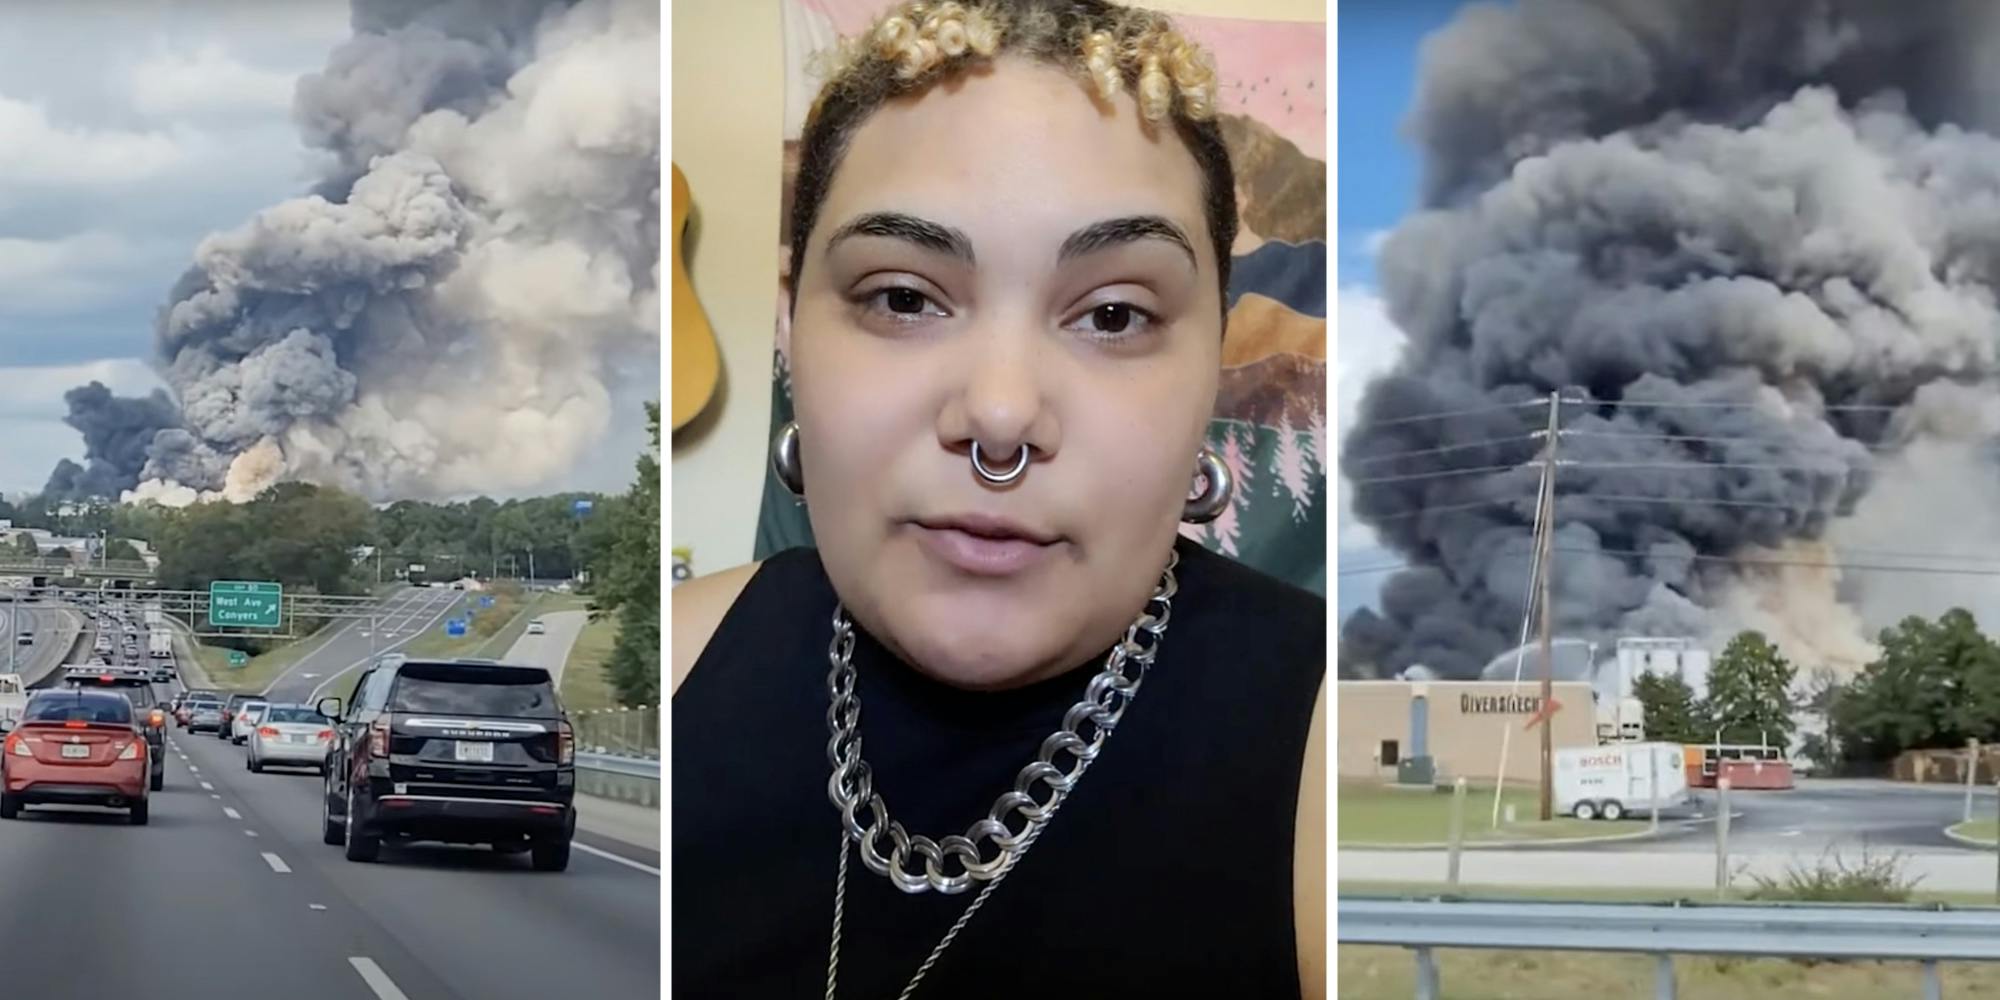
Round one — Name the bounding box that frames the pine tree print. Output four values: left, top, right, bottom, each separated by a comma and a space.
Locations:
1271, 414, 1314, 522
1305, 407, 1326, 479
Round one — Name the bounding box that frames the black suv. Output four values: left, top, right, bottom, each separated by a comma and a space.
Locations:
318, 658, 575, 871
62, 667, 165, 791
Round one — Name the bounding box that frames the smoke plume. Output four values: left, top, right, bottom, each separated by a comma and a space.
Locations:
1341, 0, 2000, 680
48, 0, 659, 505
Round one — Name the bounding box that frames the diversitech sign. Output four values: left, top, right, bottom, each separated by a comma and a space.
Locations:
1460, 693, 1545, 715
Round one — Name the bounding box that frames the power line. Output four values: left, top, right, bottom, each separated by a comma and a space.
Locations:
1558, 429, 1899, 454
1359, 496, 1535, 521
1348, 462, 1536, 487
1560, 459, 1856, 475
1559, 394, 1904, 414
1347, 434, 1541, 467
1356, 399, 1545, 428
1556, 493, 1818, 512
1559, 545, 2000, 578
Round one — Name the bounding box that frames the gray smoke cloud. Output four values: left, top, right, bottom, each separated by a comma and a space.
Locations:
1341, 0, 2000, 680
42, 382, 183, 500
48, 0, 659, 505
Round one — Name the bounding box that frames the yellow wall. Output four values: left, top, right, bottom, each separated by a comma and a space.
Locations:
668, 0, 1324, 574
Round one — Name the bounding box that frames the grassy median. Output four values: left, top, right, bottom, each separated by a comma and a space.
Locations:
1338, 945, 2000, 999
1340, 781, 1644, 845
560, 614, 621, 713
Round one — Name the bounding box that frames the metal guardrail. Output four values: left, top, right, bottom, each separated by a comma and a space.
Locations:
575, 751, 659, 778
1341, 896, 2000, 999
574, 748, 659, 810
573, 705, 659, 760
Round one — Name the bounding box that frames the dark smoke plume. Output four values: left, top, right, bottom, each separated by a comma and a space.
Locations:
47, 0, 659, 506
1341, 0, 2000, 679
42, 382, 182, 500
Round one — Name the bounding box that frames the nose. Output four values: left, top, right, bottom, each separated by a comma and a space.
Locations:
937, 327, 1059, 480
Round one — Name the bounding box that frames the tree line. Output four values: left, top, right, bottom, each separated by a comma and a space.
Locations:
1633, 630, 1800, 750
1, 403, 662, 707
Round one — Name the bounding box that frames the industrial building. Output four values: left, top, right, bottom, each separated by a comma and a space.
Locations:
1337, 679, 1599, 784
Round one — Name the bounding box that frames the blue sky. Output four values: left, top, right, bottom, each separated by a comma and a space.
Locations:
1335, 1, 1467, 619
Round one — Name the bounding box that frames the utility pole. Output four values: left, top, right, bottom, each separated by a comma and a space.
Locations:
527, 548, 536, 588
1538, 390, 1560, 823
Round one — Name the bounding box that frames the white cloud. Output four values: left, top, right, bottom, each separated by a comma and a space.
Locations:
1335, 285, 1408, 552
130, 43, 296, 119
1362, 229, 1393, 257
0, 94, 191, 186
0, 359, 166, 420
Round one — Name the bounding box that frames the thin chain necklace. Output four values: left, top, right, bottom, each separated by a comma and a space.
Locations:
823, 550, 1182, 1000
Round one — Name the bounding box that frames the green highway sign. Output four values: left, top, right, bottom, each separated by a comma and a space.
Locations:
209, 580, 282, 629
227, 650, 248, 667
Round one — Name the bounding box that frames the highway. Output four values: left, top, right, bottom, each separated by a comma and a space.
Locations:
0, 596, 83, 684
259, 586, 465, 704
0, 596, 662, 998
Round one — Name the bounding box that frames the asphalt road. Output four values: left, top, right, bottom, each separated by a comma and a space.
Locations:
0, 598, 83, 683
1558, 779, 1988, 855
260, 587, 465, 704
504, 610, 589, 682
0, 682, 662, 999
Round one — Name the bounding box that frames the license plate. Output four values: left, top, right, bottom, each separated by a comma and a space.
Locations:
454, 741, 494, 763
60, 744, 89, 759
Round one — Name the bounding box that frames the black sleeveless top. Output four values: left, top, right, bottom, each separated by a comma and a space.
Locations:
672, 537, 1325, 999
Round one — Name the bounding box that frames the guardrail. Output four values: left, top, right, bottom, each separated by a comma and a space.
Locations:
574, 748, 659, 809
573, 705, 659, 760
1341, 896, 2000, 999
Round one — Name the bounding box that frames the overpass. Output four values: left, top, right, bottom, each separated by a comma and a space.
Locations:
0, 558, 156, 586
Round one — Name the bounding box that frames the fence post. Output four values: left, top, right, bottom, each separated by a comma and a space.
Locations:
1654, 954, 1676, 1000
1413, 947, 1439, 1000
1650, 748, 1661, 835
1716, 777, 1732, 900
1923, 959, 1942, 1000
1968, 738, 1980, 823
1447, 777, 1467, 890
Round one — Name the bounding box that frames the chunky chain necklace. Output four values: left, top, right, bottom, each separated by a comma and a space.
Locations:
823, 549, 1181, 1000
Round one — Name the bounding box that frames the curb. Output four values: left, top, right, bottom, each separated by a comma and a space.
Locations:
1342, 826, 1672, 851
1944, 824, 1997, 850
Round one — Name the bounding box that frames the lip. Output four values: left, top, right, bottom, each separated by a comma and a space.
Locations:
911, 515, 1061, 576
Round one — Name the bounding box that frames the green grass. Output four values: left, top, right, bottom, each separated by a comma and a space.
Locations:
1339, 881, 2000, 999
560, 613, 621, 713
468, 592, 590, 661
1949, 819, 1997, 845
1339, 782, 1643, 845
185, 623, 343, 693
1337, 945, 2000, 1000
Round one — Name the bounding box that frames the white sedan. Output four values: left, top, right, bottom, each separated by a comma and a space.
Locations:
245, 705, 334, 773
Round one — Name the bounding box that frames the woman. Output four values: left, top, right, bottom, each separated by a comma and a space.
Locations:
672, 2, 1326, 997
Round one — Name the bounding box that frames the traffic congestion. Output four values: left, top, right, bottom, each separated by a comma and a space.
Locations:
0, 587, 660, 999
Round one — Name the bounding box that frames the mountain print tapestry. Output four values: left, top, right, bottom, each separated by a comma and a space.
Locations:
753, 0, 1329, 595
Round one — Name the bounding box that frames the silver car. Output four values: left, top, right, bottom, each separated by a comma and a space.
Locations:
246, 704, 333, 773
228, 701, 269, 745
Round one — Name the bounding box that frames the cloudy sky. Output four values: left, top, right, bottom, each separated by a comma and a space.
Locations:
0, 2, 355, 495
1334, 1, 1461, 620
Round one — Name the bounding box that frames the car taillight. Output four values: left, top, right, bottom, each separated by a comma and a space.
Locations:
63, 721, 86, 729
7, 735, 27, 757
558, 719, 574, 766
117, 742, 138, 760
370, 715, 390, 757
149, 710, 164, 727
317, 729, 334, 742
258, 726, 279, 738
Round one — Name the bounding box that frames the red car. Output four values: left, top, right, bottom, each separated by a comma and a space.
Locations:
0, 689, 150, 824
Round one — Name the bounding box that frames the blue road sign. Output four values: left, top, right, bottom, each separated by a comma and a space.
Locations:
445, 619, 467, 637
479, 596, 495, 608
572, 498, 594, 516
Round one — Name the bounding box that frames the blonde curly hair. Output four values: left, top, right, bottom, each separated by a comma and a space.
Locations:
788, 0, 1238, 317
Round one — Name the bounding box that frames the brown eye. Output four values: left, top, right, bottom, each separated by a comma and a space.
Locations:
1093, 303, 1132, 333
885, 288, 927, 314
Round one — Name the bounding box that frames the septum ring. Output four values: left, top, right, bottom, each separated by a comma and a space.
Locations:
970, 442, 1030, 485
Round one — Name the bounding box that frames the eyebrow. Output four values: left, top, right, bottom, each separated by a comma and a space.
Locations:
1058, 215, 1197, 270
825, 212, 975, 263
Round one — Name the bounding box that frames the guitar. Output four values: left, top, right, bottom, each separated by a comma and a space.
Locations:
670, 162, 721, 431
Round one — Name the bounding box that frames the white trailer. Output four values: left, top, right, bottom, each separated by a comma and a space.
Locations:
0, 674, 25, 726
1555, 742, 1689, 821
147, 630, 172, 659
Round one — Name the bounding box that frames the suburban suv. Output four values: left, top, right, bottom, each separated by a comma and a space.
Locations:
319, 658, 575, 871
62, 668, 165, 791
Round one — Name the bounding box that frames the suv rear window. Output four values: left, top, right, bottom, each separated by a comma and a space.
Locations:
69, 680, 154, 710
27, 693, 132, 725
390, 663, 559, 718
